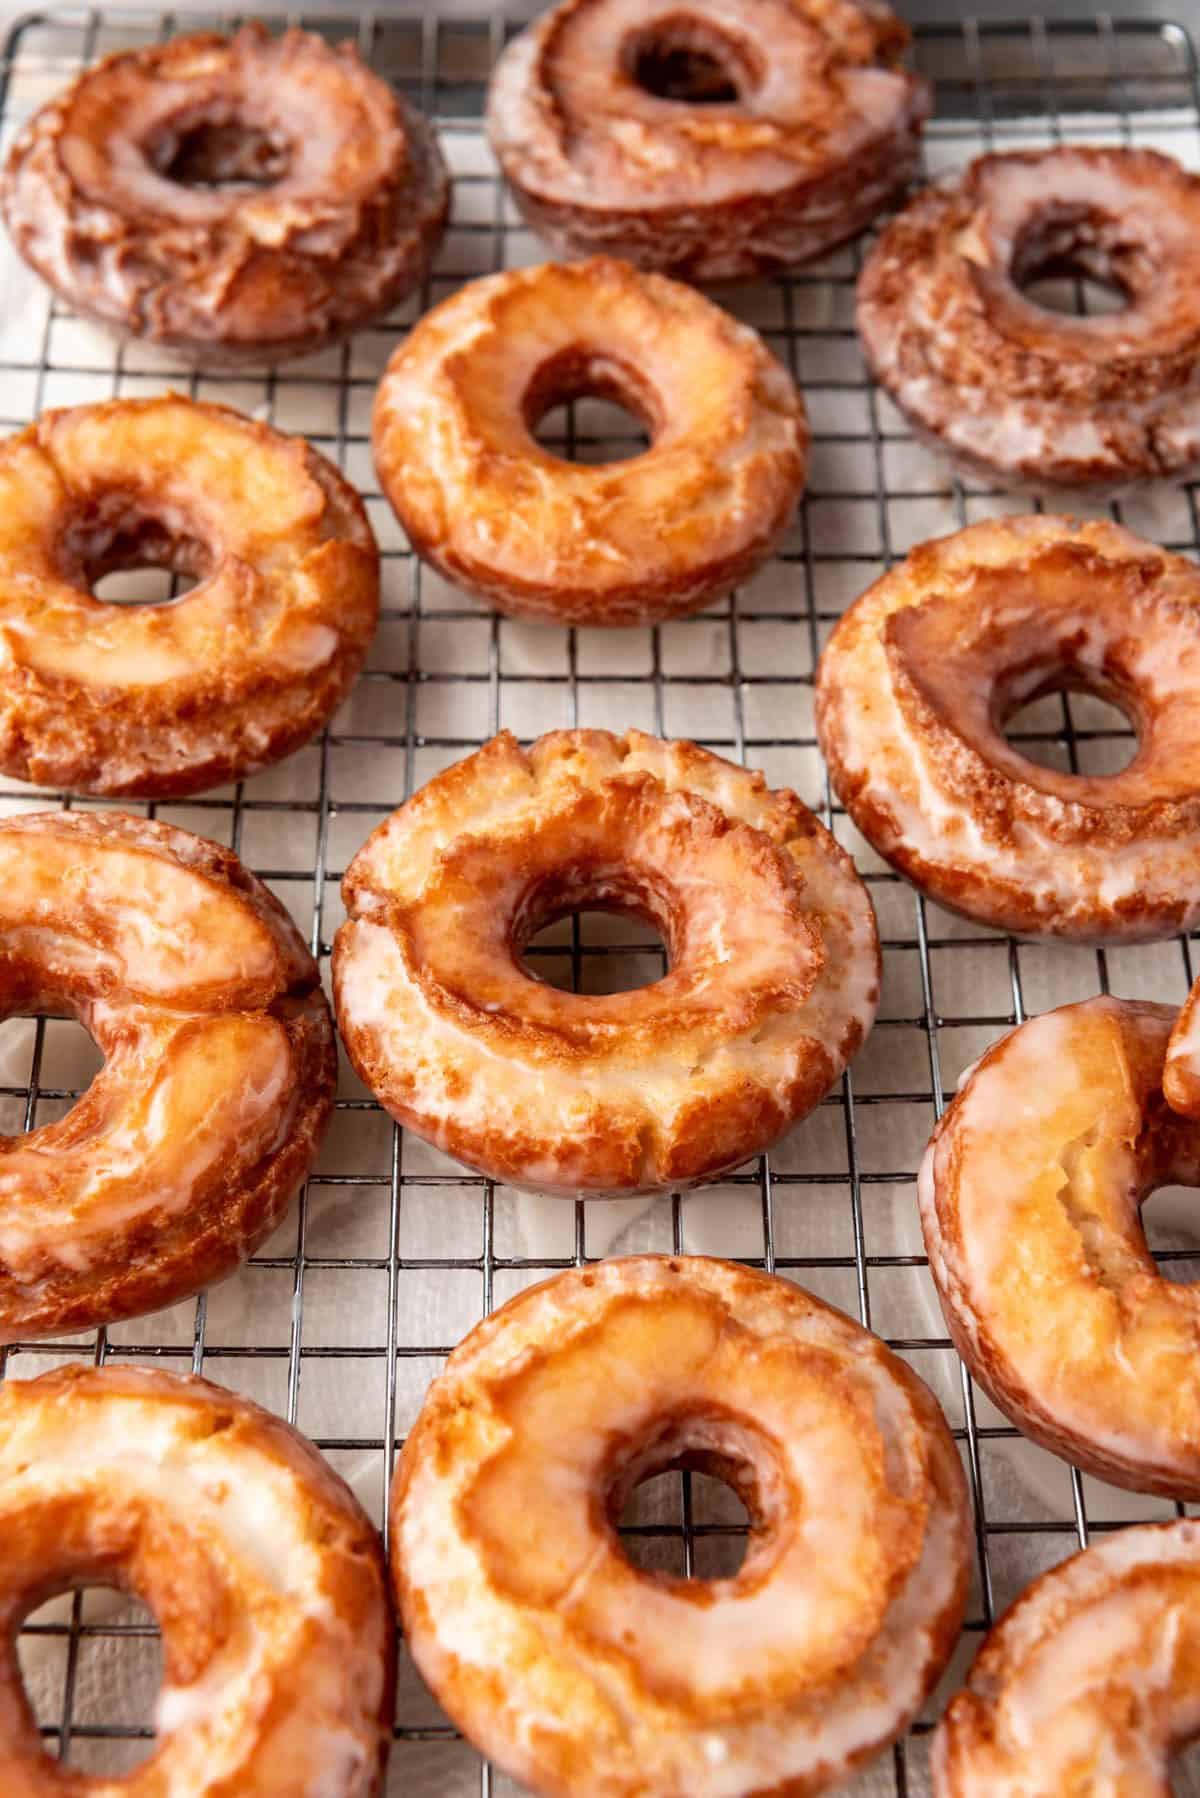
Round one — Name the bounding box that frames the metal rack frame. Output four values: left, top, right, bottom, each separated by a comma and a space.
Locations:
1, 8, 1199, 1792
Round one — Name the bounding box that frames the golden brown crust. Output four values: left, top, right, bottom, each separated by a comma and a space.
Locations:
919, 996, 1200, 1500
372, 258, 807, 627
487, 0, 929, 281
815, 513, 1200, 943
333, 730, 879, 1197
393, 1255, 969, 1798
0, 810, 336, 1344
857, 147, 1200, 491
0, 1363, 394, 1795
933, 1520, 1200, 1795
0, 394, 379, 797
1, 24, 449, 365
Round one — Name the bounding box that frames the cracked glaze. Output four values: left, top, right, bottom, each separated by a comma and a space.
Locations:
934, 1520, 1200, 1797
372, 257, 807, 627
919, 996, 1200, 1499
333, 730, 879, 1198
857, 147, 1200, 491
815, 513, 1200, 943
0, 395, 378, 797
0, 1364, 393, 1796
393, 1255, 969, 1798
1, 24, 448, 364
487, 0, 929, 281
0, 810, 335, 1343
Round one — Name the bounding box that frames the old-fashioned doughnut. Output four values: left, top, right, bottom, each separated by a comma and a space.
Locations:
0, 810, 335, 1344
815, 514, 1200, 943
857, 147, 1200, 491
2, 24, 448, 365
394, 1255, 969, 1798
333, 729, 879, 1197
0, 1363, 393, 1795
486, 0, 929, 282
372, 257, 807, 626
0, 394, 378, 797
933, 1519, 1200, 1795
919, 995, 1200, 1499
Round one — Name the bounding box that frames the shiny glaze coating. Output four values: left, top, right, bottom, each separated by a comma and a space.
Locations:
815, 514, 1200, 942
372, 257, 807, 627
333, 729, 879, 1197
934, 1521, 1200, 1795
919, 996, 1200, 1499
0, 395, 378, 797
0, 811, 335, 1344
0, 1364, 394, 1795
394, 1255, 969, 1798
858, 147, 1200, 491
487, 0, 929, 282
2, 24, 448, 365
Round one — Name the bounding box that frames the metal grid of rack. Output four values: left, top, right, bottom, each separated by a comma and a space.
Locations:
1, 8, 1200, 1793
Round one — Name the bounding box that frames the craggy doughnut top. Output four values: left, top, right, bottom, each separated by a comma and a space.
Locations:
919, 997, 1200, 1499
0, 395, 379, 797
394, 1255, 970, 1798
857, 147, 1200, 490
815, 514, 1200, 942
0, 811, 335, 1344
1, 24, 449, 364
0, 1364, 393, 1796
372, 258, 807, 627
934, 1521, 1200, 1796
487, 0, 929, 281
333, 730, 880, 1197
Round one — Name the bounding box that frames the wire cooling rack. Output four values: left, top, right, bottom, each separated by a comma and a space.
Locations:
2, 7, 1200, 1793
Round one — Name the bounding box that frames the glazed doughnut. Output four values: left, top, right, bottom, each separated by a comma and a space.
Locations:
1166, 979, 1200, 1118
0, 810, 335, 1344
372, 258, 807, 626
2, 24, 448, 365
0, 1364, 393, 1795
486, 0, 929, 281
933, 1520, 1200, 1795
857, 147, 1200, 491
393, 1255, 970, 1798
919, 995, 1200, 1499
0, 394, 378, 797
815, 514, 1200, 943
333, 729, 879, 1197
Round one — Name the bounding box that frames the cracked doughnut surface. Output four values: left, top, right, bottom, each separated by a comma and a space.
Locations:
372, 257, 807, 627
486, 0, 929, 281
0, 1363, 394, 1796
934, 1520, 1200, 1796
333, 730, 879, 1197
815, 514, 1200, 943
0, 810, 335, 1344
919, 995, 1200, 1499
393, 1254, 969, 1798
1, 24, 448, 365
857, 147, 1200, 491
0, 395, 378, 797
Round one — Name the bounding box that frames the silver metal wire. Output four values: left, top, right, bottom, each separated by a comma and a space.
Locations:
1, 9, 1200, 1792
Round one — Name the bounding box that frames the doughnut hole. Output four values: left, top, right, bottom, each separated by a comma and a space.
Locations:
145, 112, 292, 191
1002, 680, 1139, 777
0, 1004, 104, 1125
620, 14, 759, 104
18, 1588, 162, 1774
1009, 206, 1136, 318
1141, 1185, 1200, 1288
515, 866, 674, 995
60, 500, 211, 608
611, 1419, 771, 1581
1171, 1743, 1200, 1795
525, 344, 657, 465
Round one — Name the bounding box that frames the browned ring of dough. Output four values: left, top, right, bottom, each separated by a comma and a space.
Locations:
372, 258, 807, 627
0, 1364, 394, 1797
857, 147, 1200, 492
393, 1255, 969, 1798
0, 811, 335, 1345
1, 24, 449, 365
815, 514, 1200, 943
0, 395, 379, 798
487, 0, 929, 282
